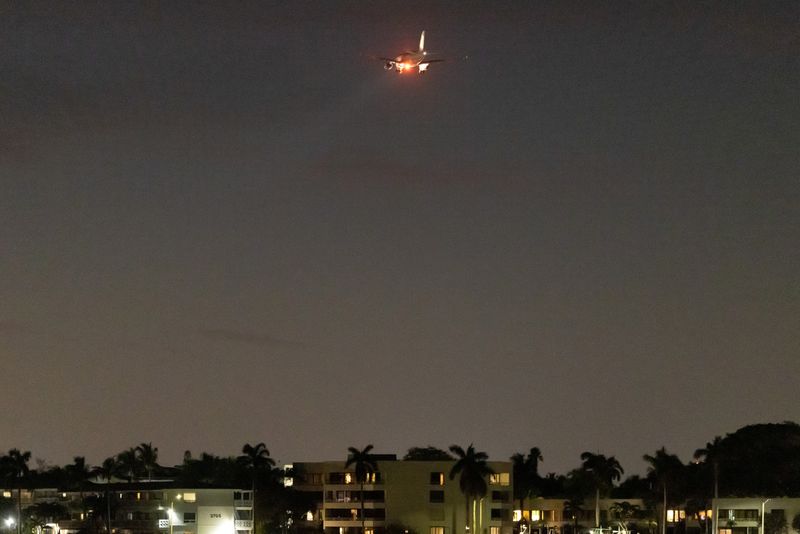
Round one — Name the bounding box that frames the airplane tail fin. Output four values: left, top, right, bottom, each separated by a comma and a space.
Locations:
419, 30, 425, 52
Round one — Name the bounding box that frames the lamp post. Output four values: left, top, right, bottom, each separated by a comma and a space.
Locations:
760, 499, 771, 534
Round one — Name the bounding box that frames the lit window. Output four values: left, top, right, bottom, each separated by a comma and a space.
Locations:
183, 492, 196, 503
489, 473, 510, 486
430, 472, 445, 486
490, 528, 500, 534
531, 511, 541, 522
2, 491, 10, 498
345, 473, 353, 484
720, 530, 732, 534
136, 492, 141, 500
365, 530, 374, 534
513, 511, 522, 522
666, 510, 685, 523
431, 528, 445, 534
305, 511, 314, 521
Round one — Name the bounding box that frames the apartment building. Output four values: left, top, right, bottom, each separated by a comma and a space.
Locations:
288, 456, 514, 534
712, 498, 800, 534
0, 484, 253, 534
515, 498, 650, 534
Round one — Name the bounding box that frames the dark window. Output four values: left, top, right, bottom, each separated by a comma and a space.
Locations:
429, 491, 445, 503
234, 492, 241, 500
491, 491, 509, 502
365, 509, 385, 520
364, 491, 385, 503
491, 509, 509, 520
430, 472, 444, 485
184, 513, 196, 524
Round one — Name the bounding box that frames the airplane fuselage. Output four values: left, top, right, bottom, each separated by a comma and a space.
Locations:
393, 51, 426, 72
380, 31, 440, 74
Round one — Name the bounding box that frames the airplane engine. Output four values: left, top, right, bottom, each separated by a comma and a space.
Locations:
384, 62, 394, 70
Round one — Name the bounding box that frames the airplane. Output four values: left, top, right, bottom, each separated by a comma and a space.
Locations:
377, 31, 444, 74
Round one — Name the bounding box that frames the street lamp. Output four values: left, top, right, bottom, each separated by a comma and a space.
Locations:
760, 499, 771, 534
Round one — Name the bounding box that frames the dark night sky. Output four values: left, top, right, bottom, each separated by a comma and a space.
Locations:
1, 1, 799, 475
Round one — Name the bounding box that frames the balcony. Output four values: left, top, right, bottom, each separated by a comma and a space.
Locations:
323, 520, 385, 528
57, 520, 88, 530
234, 500, 253, 508
235, 520, 254, 529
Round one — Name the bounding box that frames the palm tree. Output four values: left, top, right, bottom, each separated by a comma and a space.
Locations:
610, 501, 641, 525
239, 443, 276, 534
3, 449, 31, 534
579, 452, 624, 528
643, 447, 684, 534
65, 456, 92, 515
693, 436, 723, 499
136, 443, 159, 481
512, 448, 543, 513
449, 444, 494, 534
116, 448, 139, 483
345, 445, 378, 534
563, 498, 584, 534
94, 457, 120, 534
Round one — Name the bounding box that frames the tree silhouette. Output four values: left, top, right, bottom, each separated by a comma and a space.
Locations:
449, 444, 494, 534
2, 449, 31, 534
116, 448, 139, 483
512, 448, 543, 513
563, 498, 584, 534
693, 436, 724, 499
579, 452, 623, 528
345, 445, 378, 534
643, 447, 684, 534
93, 457, 120, 534
403, 447, 454, 461
136, 443, 159, 481
240, 443, 276, 534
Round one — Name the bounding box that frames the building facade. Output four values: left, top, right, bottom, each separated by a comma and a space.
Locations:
0, 485, 253, 534
515, 498, 651, 534
288, 458, 515, 534
712, 498, 800, 534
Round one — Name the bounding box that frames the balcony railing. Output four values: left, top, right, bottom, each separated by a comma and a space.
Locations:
235, 520, 254, 529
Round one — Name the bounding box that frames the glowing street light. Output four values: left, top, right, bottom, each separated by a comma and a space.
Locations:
4, 518, 15, 529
